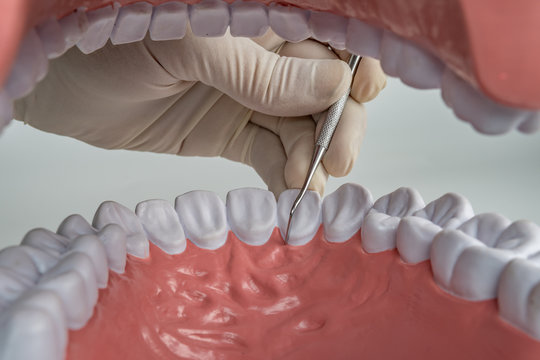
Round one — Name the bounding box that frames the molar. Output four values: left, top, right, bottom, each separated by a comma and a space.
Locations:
0, 268, 35, 312
277, 189, 322, 246
93, 200, 149, 259
268, 4, 311, 43
77, 3, 120, 54
110, 2, 153, 45
361, 187, 424, 253
175, 191, 229, 250
0, 246, 40, 283
57, 214, 96, 240
396, 193, 474, 264
66, 234, 109, 289
226, 188, 277, 246
21, 228, 70, 258
149, 2, 188, 41
309, 11, 347, 50
230, 2, 269, 38
189, 0, 230, 37
322, 183, 373, 243
37, 252, 98, 330
136, 199, 187, 255
432, 215, 540, 300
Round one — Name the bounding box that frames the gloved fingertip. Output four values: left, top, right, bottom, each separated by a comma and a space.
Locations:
313, 60, 352, 105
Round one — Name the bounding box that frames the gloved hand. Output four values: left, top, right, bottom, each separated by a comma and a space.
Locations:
14, 28, 386, 197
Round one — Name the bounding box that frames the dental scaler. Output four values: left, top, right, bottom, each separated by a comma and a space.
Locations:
284, 54, 362, 244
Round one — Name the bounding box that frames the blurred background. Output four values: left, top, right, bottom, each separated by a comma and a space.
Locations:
1, 77, 539, 248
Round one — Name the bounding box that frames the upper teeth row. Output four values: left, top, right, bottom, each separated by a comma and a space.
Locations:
1, 0, 539, 136
1, 183, 540, 359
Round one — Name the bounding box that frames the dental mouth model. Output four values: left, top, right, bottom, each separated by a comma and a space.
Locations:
0, 0, 540, 359
2, 184, 540, 359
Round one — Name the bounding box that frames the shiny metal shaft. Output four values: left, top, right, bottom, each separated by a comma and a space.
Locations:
284, 55, 362, 243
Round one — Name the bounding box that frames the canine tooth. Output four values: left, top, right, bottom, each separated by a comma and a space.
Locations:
21, 228, 70, 258
67, 235, 109, 288
175, 191, 228, 249
226, 188, 276, 246
309, 11, 347, 50
77, 4, 120, 54
398, 42, 444, 89
96, 224, 127, 273
0, 268, 35, 312
189, 0, 230, 37
110, 2, 153, 45
322, 183, 373, 243
277, 189, 322, 246
362, 187, 424, 253
441, 68, 532, 135
0, 90, 12, 132
5, 29, 48, 99
37, 252, 98, 329
230, 2, 269, 38
136, 199, 187, 255
149, 2, 188, 41
396, 193, 473, 263
58, 8, 89, 49
518, 112, 540, 134
57, 214, 95, 239
379, 31, 403, 77
36, 17, 67, 59
345, 19, 382, 59
0, 306, 62, 360
268, 4, 311, 43
0, 246, 41, 282
93, 201, 149, 258
433, 218, 540, 300
498, 258, 540, 338
11, 289, 68, 358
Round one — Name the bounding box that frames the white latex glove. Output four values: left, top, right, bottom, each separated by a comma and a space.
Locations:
14, 28, 386, 197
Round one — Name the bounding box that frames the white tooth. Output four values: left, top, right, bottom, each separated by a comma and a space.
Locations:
268, 4, 311, 43
441, 68, 532, 135
93, 201, 149, 258
189, 0, 230, 37
309, 11, 347, 49
57, 214, 96, 239
277, 189, 322, 246
11, 289, 68, 358
136, 199, 187, 255
5, 28, 48, 99
322, 183, 373, 243
110, 2, 153, 45
36, 17, 68, 59
528, 279, 540, 339
456, 213, 511, 247
345, 19, 382, 59
433, 218, 540, 300
230, 2, 268, 38
149, 2, 188, 41
58, 8, 89, 49
96, 224, 127, 274
361, 187, 424, 253
37, 252, 98, 329
77, 4, 120, 54
66, 234, 109, 288
0, 268, 35, 312
396, 193, 474, 263
0, 306, 62, 360
18, 246, 59, 275
518, 112, 540, 134
0, 246, 40, 282
226, 188, 276, 246
498, 258, 540, 339
398, 41, 444, 89
379, 31, 403, 77
175, 191, 228, 250
0, 90, 13, 133
21, 228, 70, 258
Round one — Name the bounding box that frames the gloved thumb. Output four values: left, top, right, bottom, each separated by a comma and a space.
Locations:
146, 28, 352, 117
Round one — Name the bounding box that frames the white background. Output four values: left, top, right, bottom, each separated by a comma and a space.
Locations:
1, 77, 539, 248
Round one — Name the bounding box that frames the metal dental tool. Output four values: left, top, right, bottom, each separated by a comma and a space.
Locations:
284, 54, 362, 244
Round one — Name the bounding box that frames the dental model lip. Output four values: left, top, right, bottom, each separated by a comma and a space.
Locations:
1, 184, 540, 359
